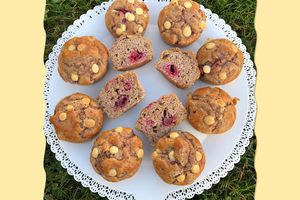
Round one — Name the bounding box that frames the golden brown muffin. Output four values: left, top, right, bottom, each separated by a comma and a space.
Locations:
196, 38, 244, 85
105, 0, 149, 38
50, 93, 104, 143
90, 127, 144, 182
157, 0, 206, 46
58, 36, 108, 85
152, 131, 205, 185
186, 87, 239, 134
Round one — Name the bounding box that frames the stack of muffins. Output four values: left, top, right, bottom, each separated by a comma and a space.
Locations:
50, 0, 244, 185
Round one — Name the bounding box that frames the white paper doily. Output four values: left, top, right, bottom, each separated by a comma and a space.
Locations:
44, 1, 256, 199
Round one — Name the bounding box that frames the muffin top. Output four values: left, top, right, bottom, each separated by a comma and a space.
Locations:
197, 38, 244, 85
157, 0, 206, 46
58, 36, 108, 85
186, 87, 239, 134
90, 127, 144, 182
50, 93, 104, 142
105, 0, 149, 38
152, 131, 205, 185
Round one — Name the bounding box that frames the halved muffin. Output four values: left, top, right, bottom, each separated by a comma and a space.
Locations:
109, 34, 154, 71
98, 71, 146, 118
155, 48, 200, 89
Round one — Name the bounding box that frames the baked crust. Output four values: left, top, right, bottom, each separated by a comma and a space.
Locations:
152, 131, 205, 185
105, 0, 149, 38
157, 0, 206, 46
58, 36, 108, 85
90, 127, 143, 182
196, 38, 244, 85
50, 93, 104, 142
186, 87, 239, 134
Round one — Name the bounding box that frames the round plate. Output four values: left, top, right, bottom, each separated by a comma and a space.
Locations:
44, 1, 256, 200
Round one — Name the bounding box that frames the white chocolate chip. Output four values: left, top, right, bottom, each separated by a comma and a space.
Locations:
152, 151, 158, 159
91, 64, 99, 73
170, 132, 179, 139
200, 21, 206, 30
156, 149, 161, 153
109, 146, 119, 154
137, 149, 144, 159
135, 7, 143, 15
108, 169, 117, 177
206, 42, 216, 49
91, 147, 99, 158
125, 12, 135, 22
83, 118, 95, 128
68, 45, 76, 51
191, 164, 200, 174
66, 105, 74, 111
128, 0, 134, 3
203, 65, 211, 74
168, 151, 175, 161
120, 24, 126, 31
115, 126, 123, 133
216, 99, 226, 107
59, 112, 67, 121
116, 28, 123, 36
81, 97, 90, 106
138, 26, 144, 33
195, 151, 202, 161
176, 174, 186, 182
77, 44, 86, 51
183, 25, 192, 37
219, 72, 227, 80
71, 73, 79, 82
184, 1, 192, 8
204, 115, 215, 125
164, 21, 171, 29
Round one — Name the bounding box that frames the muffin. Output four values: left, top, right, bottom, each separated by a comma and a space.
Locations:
157, 0, 206, 46
155, 48, 200, 89
105, 0, 149, 38
98, 71, 145, 118
58, 36, 108, 85
186, 87, 239, 134
152, 131, 205, 185
196, 38, 244, 85
50, 93, 104, 142
109, 34, 154, 71
90, 126, 144, 182
135, 94, 187, 144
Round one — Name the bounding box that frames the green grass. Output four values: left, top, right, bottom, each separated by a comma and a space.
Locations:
43, 0, 256, 199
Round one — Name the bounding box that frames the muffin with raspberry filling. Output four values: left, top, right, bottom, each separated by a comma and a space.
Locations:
109, 34, 154, 71
98, 71, 146, 118
155, 48, 200, 89
135, 94, 187, 144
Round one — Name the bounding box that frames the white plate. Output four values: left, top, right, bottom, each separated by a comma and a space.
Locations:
44, 1, 256, 199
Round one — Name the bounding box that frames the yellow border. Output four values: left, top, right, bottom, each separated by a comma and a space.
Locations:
1, 0, 300, 199
0, 0, 46, 199
255, 0, 300, 199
